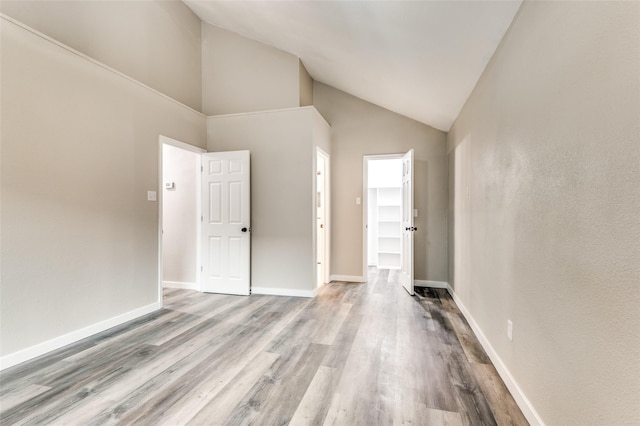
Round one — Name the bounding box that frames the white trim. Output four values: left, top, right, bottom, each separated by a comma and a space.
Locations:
446, 286, 546, 426
414, 280, 449, 289
206, 105, 318, 120
158, 141, 165, 306
329, 274, 367, 283
0, 14, 205, 119
251, 287, 316, 298
159, 135, 206, 154
196, 154, 202, 291
162, 281, 199, 291
0, 302, 161, 371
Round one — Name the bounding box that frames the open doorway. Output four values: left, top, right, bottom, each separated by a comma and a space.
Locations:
365, 156, 403, 271
159, 136, 204, 296
159, 137, 253, 299
364, 151, 415, 293
316, 148, 330, 288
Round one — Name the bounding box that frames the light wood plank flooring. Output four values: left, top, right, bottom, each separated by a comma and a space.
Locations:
0, 269, 528, 425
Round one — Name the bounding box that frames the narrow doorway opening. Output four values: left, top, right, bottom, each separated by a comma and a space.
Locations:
159, 137, 204, 296
365, 157, 403, 272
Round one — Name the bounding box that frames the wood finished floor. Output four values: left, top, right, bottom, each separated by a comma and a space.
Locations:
0, 269, 528, 425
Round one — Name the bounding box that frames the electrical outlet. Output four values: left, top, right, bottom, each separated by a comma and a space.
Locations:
507, 320, 513, 341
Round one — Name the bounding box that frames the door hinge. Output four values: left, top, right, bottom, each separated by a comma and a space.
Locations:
201, 216, 203, 222
201, 166, 203, 172
201, 265, 203, 272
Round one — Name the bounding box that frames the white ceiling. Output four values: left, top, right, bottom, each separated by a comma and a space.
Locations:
184, 0, 522, 132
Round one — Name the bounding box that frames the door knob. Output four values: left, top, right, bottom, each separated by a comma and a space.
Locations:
241, 227, 250, 233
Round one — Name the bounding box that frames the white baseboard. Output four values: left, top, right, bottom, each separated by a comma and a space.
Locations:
446, 286, 545, 426
414, 280, 449, 288
329, 274, 366, 283
251, 287, 316, 298
163, 281, 199, 291
0, 301, 161, 371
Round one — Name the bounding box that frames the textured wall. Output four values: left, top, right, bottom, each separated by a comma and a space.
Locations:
201, 24, 300, 116
0, 18, 206, 357
299, 61, 314, 107
448, 1, 640, 424
313, 83, 448, 281
0, 0, 203, 111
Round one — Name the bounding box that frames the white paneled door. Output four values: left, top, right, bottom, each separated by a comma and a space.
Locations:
201, 151, 250, 295
400, 149, 415, 295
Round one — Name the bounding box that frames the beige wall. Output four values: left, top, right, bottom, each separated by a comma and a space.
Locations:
448, 2, 640, 424
0, 18, 206, 358
202, 24, 300, 116
313, 108, 332, 157
162, 144, 200, 286
207, 108, 330, 294
313, 83, 448, 282
299, 61, 314, 107
0, 0, 203, 111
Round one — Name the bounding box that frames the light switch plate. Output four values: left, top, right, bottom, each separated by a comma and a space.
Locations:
147, 191, 157, 201
356, 197, 361, 205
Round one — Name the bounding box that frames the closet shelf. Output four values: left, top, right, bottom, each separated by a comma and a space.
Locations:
371, 185, 402, 269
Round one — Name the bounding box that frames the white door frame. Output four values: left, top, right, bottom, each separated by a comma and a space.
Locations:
158, 135, 205, 307
362, 153, 404, 280
315, 148, 331, 288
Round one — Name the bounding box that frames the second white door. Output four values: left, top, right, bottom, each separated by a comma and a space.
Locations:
400, 149, 415, 295
201, 151, 250, 295
317, 150, 329, 288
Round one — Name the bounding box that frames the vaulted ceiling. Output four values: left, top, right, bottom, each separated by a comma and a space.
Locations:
183, 1, 522, 132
